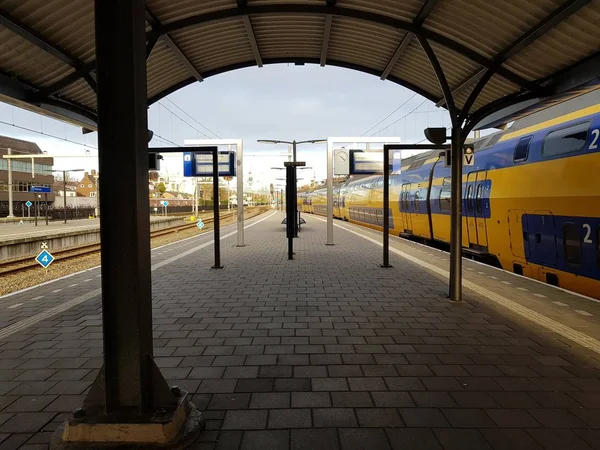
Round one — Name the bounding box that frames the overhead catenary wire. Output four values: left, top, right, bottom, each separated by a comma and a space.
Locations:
369, 98, 429, 136
361, 92, 418, 136
163, 97, 221, 139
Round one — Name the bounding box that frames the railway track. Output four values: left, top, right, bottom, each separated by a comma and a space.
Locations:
0, 212, 236, 276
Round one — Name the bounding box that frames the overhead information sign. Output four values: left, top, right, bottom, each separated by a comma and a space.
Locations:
183, 150, 236, 177
349, 150, 402, 175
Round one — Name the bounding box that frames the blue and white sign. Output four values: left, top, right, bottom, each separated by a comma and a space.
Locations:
30, 186, 51, 193
25, 201, 32, 208
35, 250, 55, 269
162, 200, 169, 207
183, 149, 236, 177
197, 219, 205, 230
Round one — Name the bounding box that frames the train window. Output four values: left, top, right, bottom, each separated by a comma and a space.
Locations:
513, 136, 531, 162
476, 184, 483, 213
542, 121, 590, 157
563, 223, 582, 266
439, 178, 451, 212
414, 190, 420, 211
466, 185, 473, 212
376, 178, 383, 188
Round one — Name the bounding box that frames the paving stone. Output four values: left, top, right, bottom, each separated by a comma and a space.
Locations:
3, 396, 56, 413
291, 428, 340, 450
274, 378, 311, 392
221, 410, 268, 430
313, 408, 357, 427
386, 429, 442, 450
356, 408, 403, 427
331, 392, 373, 408
250, 393, 290, 409
189, 367, 226, 379
348, 377, 386, 391
399, 408, 449, 427
339, 428, 391, 450
485, 409, 541, 428
371, 392, 414, 407
215, 431, 243, 450
410, 392, 456, 407
328, 365, 363, 377
0, 412, 55, 432
384, 377, 425, 391
434, 429, 492, 450
208, 393, 251, 410
528, 429, 594, 450
240, 430, 289, 450
223, 366, 259, 379
258, 366, 292, 378
198, 379, 237, 394
294, 366, 327, 378
528, 408, 587, 428
235, 379, 273, 393
291, 392, 331, 408
312, 378, 348, 391
450, 392, 499, 408
268, 408, 311, 428
481, 429, 543, 450
442, 408, 496, 428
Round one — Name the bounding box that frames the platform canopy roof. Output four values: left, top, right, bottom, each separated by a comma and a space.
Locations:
0, 0, 599, 130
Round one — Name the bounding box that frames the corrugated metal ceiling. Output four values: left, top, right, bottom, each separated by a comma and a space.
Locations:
0, 0, 598, 128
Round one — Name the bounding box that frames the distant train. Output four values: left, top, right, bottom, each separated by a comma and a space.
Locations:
301, 90, 600, 299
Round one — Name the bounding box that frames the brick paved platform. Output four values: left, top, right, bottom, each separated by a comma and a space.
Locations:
0, 210, 599, 449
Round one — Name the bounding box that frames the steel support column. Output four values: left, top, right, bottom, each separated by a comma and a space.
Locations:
212, 149, 224, 269
326, 139, 334, 245
6, 148, 13, 218
87, 0, 175, 415
286, 165, 294, 260
449, 126, 463, 302
381, 147, 392, 268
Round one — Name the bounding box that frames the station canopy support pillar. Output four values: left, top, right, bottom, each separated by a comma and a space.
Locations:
417, 35, 494, 302
51, 0, 201, 448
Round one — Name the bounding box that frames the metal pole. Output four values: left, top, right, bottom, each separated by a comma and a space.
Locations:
212, 149, 223, 269
449, 126, 463, 301
35, 196, 38, 226
85, 0, 176, 417
381, 147, 392, 268
45, 193, 48, 226
7, 148, 14, 217
326, 139, 334, 245
236, 141, 245, 247
286, 166, 294, 260
63, 170, 67, 223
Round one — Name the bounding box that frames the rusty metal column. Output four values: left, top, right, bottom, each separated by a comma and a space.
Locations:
449, 126, 463, 301
93, 0, 173, 414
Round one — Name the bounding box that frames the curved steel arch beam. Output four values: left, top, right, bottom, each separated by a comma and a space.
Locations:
147, 57, 442, 106
158, 4, 539, 94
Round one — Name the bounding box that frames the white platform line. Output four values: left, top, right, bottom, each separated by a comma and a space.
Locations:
575, 310, 593, 317
533, 294, 547, 298
552, 301, 569, 307
7, 303, 23, 309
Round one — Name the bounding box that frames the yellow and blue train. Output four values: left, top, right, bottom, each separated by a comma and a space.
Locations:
302, 90, 600, 299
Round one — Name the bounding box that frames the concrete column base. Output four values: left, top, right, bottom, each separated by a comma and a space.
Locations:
50, 397, 203, 450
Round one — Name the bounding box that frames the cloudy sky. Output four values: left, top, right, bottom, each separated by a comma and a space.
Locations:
0, 63, 455, 190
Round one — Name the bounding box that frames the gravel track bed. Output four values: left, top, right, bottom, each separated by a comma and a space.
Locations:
0, 207, 267, 296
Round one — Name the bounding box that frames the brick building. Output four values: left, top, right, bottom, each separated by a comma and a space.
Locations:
76, 170, 98, 198
0, 136, 55, 217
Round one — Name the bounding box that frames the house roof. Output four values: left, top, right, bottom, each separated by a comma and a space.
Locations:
0, 1, 599, 129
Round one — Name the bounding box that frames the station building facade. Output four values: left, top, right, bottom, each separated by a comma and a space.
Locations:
0, 136, 55, 217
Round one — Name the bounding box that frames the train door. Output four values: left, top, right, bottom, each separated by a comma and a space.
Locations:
508, 210, 530, 258
475, 171, 489, 247
465, 172, 478, 247
529, 211, 557, 266
400, 183, 412, 232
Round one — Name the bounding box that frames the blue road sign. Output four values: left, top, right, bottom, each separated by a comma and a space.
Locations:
197, 219, 205, 230
30, 186, 51, 193
25, 201, 32, 208
35, 250, 55, 269
162, 200, 169, 207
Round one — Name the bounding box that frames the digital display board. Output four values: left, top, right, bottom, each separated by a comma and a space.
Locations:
349, 150, 402, 175
183, 149, 236, 177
